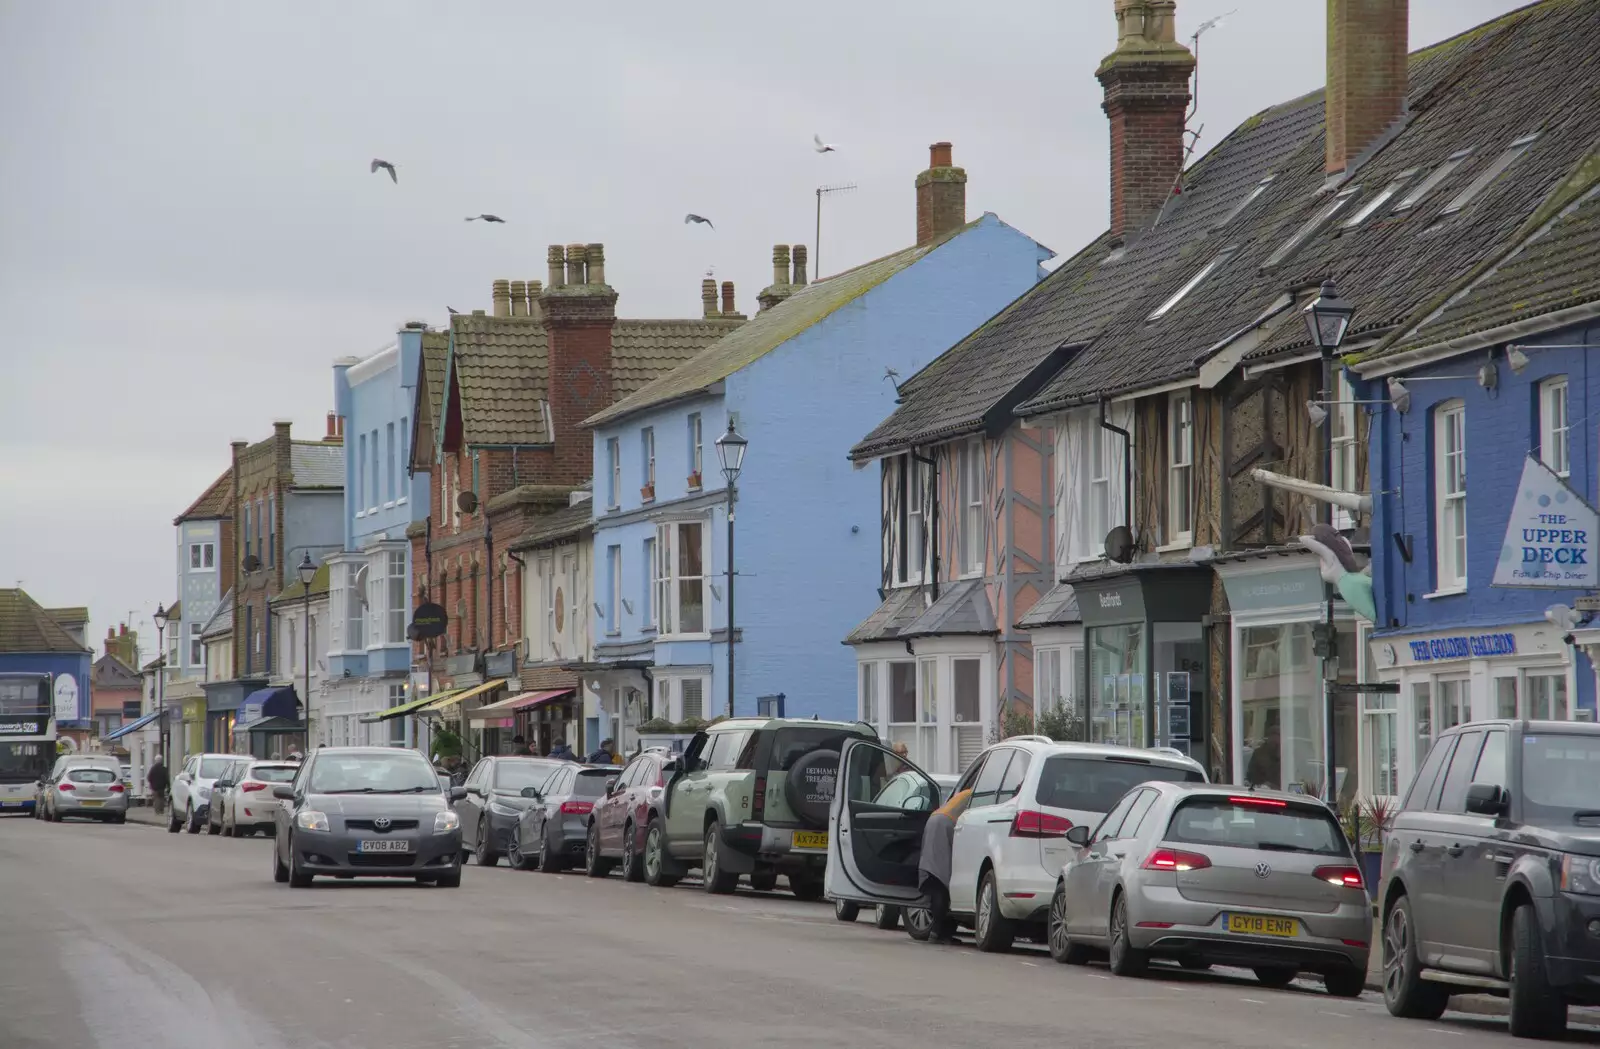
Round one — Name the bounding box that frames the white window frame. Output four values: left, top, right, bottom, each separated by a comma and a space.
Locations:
559, 551, 577, 655
889, 455, 928, 587
1331, 371, 1358, 530
606, 545, 622, 636
1088, 422, 1111, 559
386, 550, 406, 645
1540, 376, 1569, 478
189, 542, 216, 572
1167, 392, 1194, 545
1149, 247, 1237, 319
188, 622, 204, 667
1434, 400, 1468, 592
688, 413, 703, 486
641, 537, 657, 628
654, 518, 709, 639
859, 661, 879, 727
606, 438, 621, 509
535, 556, 554, 659
641, 427, 656, 495
345, 563, 366, 651
959, 440, 984, 577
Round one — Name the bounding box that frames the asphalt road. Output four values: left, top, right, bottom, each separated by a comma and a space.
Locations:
3, 816, 1598, 1049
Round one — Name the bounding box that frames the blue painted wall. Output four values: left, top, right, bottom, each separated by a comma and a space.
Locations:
1365, 320, 1600, 713
590, 214, 1050, 721
0, 653, 92, 724
176, 519, 226, 675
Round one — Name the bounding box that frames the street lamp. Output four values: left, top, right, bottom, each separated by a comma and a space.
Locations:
1303, 279, 1355, 355
715, 421, 748, 719
297, 553, 316, 748
152, 602, 170, 808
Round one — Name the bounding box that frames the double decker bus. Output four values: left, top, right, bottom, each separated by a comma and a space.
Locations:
0, 673, 56, 813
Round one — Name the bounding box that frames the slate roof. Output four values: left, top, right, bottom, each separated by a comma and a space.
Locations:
843, 587, 928, 646
1016, 582, 1082, 629
0, 589, 91, 654
509, 502, 593, 550
270, 563, 331, 605
1014, 0, 1600, 414
46, 607, 89, 626
289, 442, 344, 490
586, 217, 1015, 430
902, 579, 997, 638
175, 467, 233, 524
93, 653, 141, 688
200, 590, 233, 640
447, 312, 741, 446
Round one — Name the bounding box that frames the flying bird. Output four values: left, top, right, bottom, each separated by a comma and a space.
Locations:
465, 214, 505, 223
813, 134, 839, 154
370, 158, 397, 183
684, 213, 714, 230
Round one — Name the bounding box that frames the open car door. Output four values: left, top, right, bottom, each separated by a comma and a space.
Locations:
825, 738, 942, 907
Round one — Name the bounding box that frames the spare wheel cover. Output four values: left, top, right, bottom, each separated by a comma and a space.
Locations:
784, 748, 841, 828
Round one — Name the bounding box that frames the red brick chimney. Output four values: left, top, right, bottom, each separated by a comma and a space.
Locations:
540, 243, 616, 481
915, 143, 967, 246
720, 281, 738, 317
325, 411, 344, 442
1097, 0, 1195, 239
1325, 0, 1409, 175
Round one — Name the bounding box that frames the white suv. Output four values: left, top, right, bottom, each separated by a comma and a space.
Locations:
827, 736, 1206, 950
168, 753, 247, 834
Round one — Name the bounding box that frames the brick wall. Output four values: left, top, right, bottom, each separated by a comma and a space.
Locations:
541, 244, 616, 484
1326, 0, 1408, 174
1099, 64, 1193, 239
915, 142, 967, 247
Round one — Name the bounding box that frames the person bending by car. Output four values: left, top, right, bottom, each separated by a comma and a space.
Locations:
587, 738, 615, 764
917, 779, 974, 945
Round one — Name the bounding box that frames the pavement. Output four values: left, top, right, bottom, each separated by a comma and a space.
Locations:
4, 815, 1599, 1049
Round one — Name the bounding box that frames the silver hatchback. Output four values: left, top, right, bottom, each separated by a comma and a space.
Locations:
1050, 783, 1370, 997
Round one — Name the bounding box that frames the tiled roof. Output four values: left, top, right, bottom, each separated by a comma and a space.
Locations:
163, 600, 182, 624
270, 563, 331, 605
46, 607, 89, 625
0, 589, 91, 654
200, 590, 233, 640
175, 466, 233, 524
1016, 582, 1082, 629
843, 587, 928, 646
1014, 0, 1600, 414
412, 331, 450, 469
509, 502, 593, 550
902, 579, 997, 638
289, 442, 344, 489
585, 218, 1003, 429
93, 653, 141, 688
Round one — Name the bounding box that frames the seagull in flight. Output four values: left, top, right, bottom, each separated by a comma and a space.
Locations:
813, 134, 839, 154
370, 158, 397, 183
465, 214, 505, 223
684, 213, 714, 230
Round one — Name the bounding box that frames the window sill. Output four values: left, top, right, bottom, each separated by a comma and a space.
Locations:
383, 500, 396, 510
1157, 538, 1193, 553
354, 511, 366, 519
655, 632, 712, 643
1423, 587, 1467, 601
605, 630, 622, 638
396, 497, 408, 506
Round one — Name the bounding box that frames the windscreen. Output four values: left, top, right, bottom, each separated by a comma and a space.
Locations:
572, 770, 617, 798
199, 758, 234, 778
1522, 733, 1600, 826
1034, 756, 1203, 812
0, 741, 50, 783
67, 767, 118, 783
1164, 796, 1350, 856
495, 760, 563, 790
248, 765, 298, 783
308, 752, 437, 794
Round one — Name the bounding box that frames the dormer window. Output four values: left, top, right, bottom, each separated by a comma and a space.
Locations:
1342, 169, 1417, 229
1215, 173, 1276, 228
1439, 134, 1539, 217
1148, 246, 1238, 320
1262, 185, 1360, 269
1393, 148, 1473, 213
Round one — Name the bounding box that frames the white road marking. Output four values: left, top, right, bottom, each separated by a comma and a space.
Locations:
1240, 998, 1267, 1005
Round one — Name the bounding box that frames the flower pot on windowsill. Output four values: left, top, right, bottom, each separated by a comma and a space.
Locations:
687, 472, 703, 491
640, 484, 656, 502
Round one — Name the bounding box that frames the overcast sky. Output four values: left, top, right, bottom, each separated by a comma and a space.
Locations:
0, 0, 1527, 659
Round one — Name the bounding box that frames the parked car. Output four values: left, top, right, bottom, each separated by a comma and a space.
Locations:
454, 756, 569, 867
1379, 719, 1600, 1039
833, 770, 959, 927
640, 717, 879, 898
271, 746, 466, 887
582, 747, 673, 881
169, 752, 245, 834
510, 764, 619, 871
1048, 783, 1370, 997
206, 758, 250, 834
39, 759, 129, 823
213, 759, 299, 837
826, 737, 1207, 947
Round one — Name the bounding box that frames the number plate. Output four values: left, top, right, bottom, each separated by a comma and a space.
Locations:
357, 839, 412, 854
79, 799, 104, 807
791, 830, 828, 850
1224, 913, 1298, 937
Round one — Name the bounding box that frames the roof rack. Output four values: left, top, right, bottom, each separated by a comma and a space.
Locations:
1008, 735, 1055, 744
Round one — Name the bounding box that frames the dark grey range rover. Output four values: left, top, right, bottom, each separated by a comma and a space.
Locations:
1378, 719, 1600, 1039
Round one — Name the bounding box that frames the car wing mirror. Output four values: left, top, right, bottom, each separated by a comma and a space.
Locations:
271, 785, 296, 801
1464, 782, 1508, 817
520, 786, 542, 800
1064, 825, 1092, 846
449, 785, 469, 802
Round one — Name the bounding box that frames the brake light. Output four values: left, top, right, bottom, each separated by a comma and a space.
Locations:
1142, 848, 1211, 871
1010, 810, 1072, 838
109, 784, 125, 793
751, 774, 766, 822
560, 801, 593, 815
241, 782, 268, 793
1313, 864, 1365, 889
1227, 795, 1287, 807
57, 783, 75, 791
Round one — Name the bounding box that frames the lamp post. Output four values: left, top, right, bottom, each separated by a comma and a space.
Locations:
1302, 279, 1356, 806
715, 421, 748, 719
152, 602, 170, 805
297, 553, 316, 748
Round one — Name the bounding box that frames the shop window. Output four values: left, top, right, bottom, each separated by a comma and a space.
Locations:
1238, 621, 1325, 794
1433, 401, 1468, 591
1090, 623, 1145, 747
1540, 377, 1569, 478
1494, 676, 1518, 719
1435, 678, 1469, 734
1362, 689, 1398, 797
1167, 392, 1193, 544
1526, 672, 1569, 720
1414, 680, 1433, 755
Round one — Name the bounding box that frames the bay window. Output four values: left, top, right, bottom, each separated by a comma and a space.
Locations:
642, 538, 656, 627
345, 564, 366, 651
386, 551, 406, 644
860, 662, 878, 726
1434, 401, 1467, 590
1167, 392, 1193, 544
654, 520, 707, 636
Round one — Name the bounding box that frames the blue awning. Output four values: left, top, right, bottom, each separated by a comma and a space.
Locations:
240, 686, 300, 723
102, 709, 161, 741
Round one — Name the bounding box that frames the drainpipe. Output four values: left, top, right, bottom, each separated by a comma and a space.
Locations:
1099, 401, 1133, 532
911, 449, 939, 603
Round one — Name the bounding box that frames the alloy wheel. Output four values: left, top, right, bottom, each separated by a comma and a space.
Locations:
1383, 905, 1408, 1000
976, 879, 993, 940
1048, 887, 1072, 959
644, 825, 661, 880
623, 828, 635, 871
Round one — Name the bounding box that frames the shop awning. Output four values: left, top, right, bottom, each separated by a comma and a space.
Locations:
233, 715, 302, 734
359, 689, 462, 724
102, 709, 161, 741
420, 679, 506, 714
466, 688, 574, 723
240, 686, 300, 724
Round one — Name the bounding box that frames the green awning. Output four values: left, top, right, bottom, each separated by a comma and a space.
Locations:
360, 689, 461, 724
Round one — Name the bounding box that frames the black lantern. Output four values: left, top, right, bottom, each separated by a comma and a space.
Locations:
297, 552, 317, 588
1304, 279, 1356, 354
715, 422, 748, 486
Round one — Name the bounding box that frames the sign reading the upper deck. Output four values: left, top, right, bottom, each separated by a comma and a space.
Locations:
1493, 456, 1600, 589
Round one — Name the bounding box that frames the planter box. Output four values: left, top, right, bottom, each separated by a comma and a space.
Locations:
640, 485, 656, 502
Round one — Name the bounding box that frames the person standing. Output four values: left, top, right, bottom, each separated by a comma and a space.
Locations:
548, 737, 578, 761
147, 755, 170, 814
587, 738, 615, 764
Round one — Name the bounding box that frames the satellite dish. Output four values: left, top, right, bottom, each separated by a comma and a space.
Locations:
242, 554, 262, 573
1104, 526, 1135, 564
457, 490, 479, 514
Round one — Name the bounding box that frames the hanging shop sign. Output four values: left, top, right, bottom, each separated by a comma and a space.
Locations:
1493, 456, 1600, 589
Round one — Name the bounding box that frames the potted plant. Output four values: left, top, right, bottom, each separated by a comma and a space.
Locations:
1341, 796, 1395, 896
638, 717, 675, 735
675, 715, 708, 734
640, 484, 656, 502
687, 471, 703, 490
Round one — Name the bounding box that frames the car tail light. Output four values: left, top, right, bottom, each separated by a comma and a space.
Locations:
1141, 848, 1211, 872
109, 784, 125, 793
1313, 865, 1365, 889
560, 801, 593, 815
752, 774, 766, 822
1227, 795, 1287, 808
241, 782, 268, 793
57, 783, 75, 791
1010, 810, 1072, 838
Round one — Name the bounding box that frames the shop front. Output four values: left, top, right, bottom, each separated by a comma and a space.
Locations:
201, 676, 261, 753
233, 685, 305, 758
1072, 565, 1212, 760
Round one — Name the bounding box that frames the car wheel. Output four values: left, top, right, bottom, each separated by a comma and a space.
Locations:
622, 822, 645, 883
1324, 967, 1365, 999
1381, 895, 1449, 1020
207, 814, 221, 835
701, 821, 738, 895
167, 806, 180, 833
185, 805, 201, 834
272, 840, 289, 884
904, 906, 933, 942
1047, 882, 1092, 965
435, 865, 462, 889
507, 830, 529, 871
113, 814, 127, 825
750, 871, 778, 893
974, 870, 1015, 953
643, 819, 679, 887
541, 830, 565, 873
835, 899, 861, 922
474, 819, 498, 867
583, 822, 612, 878
1253, 967, 1296, 989
1508, 901, 1568, 1039
874, 905, 902, 931
1107, 895, 1148, 977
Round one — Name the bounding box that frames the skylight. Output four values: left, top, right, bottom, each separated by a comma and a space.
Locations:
1148, 247, 1238, 321
1393, 148, 1473, 212
1261, 185, 1360, 269
1215, 174, 1276, 228
1439, 133, 1539, 216
1342, 169, 1417, 229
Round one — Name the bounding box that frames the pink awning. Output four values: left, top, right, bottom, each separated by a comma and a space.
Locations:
467, 688, 574, 722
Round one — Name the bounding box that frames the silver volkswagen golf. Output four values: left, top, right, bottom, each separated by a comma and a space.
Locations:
1049, 783, 1370, 997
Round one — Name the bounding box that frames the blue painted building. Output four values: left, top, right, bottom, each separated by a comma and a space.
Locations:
580, 144, 1050, 732
322, 322, 433, 745
0, 588, 93, 778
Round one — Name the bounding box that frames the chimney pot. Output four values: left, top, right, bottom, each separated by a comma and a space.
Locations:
492, 279, 512, 317
546, 245, 566, 289
720, 280, 736, 315
791, 244, 809, 287
527, 279, 543, 319
929, 142, 953, 168
915, 142, 968, 246
566, 244, 587, 287
702, 279, 719, 318
1326, 0, 1409, 175
1097, 1, 1194, 238
509, 280, 528, 316
773, 245, 791, 287
585, 244, 606, 287
326, 412, 339, 439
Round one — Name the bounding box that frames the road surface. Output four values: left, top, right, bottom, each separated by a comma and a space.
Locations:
2, 815, 1596, 1049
